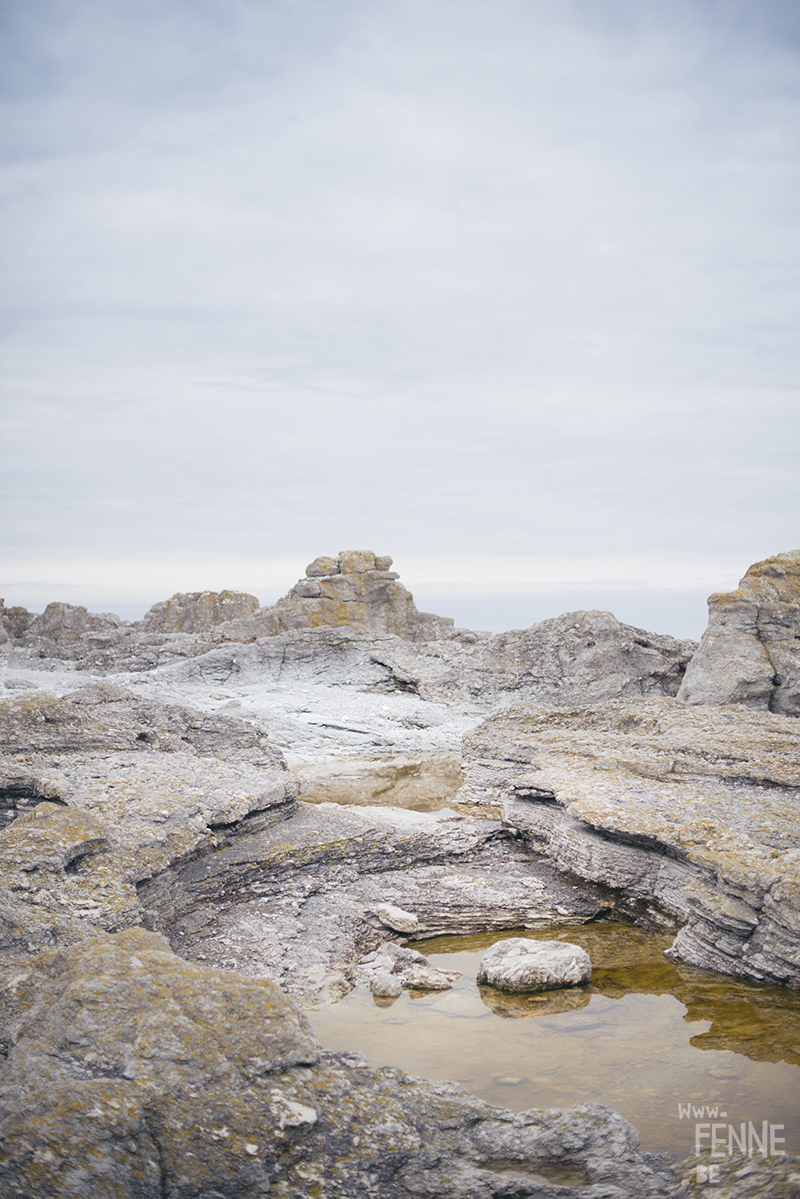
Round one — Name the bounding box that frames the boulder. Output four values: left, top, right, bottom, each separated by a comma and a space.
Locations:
477, 938, 591, 991
678, 549, 800, 715
461, 697, 800, 987
142, 589, 260, 632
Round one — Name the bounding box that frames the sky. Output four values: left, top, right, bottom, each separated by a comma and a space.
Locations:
2, 0, 799, 638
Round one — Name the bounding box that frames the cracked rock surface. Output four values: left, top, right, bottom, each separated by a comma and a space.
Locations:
461, 697, 800, 987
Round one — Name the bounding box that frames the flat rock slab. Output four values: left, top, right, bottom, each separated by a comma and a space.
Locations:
477, 937, 592, 991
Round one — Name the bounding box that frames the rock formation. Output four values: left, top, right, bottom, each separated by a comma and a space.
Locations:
460, 697, 800, 987
0, 684, 680, 1197
2, 550, 800, 1195
253, 551, 456, 641
0, 555, 698, 708
142, 588, 260, 632
678, 548, 800, 715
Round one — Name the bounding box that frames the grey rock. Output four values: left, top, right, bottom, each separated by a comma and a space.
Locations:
0, 682, 286, 766
0, 928, 676, 1198
249, 549, 456, 642
402, 964, 461, 990
678, 548, 800, 715
375, 901, 420, 932
461, 697, 800, 987
370, 972, 403, 998
477, 937, 591, 991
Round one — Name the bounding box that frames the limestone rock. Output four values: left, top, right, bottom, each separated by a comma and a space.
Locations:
678, 549, 800, 715
142, 589, 260, 632
10, 601, 127, 661
251, 550, 455, 642
0, 683, 286, 766
477, 937, 592, 991
375, 902, 420, 932
370, 972, 403, 998
0, 603, 37, 641
461, 697, 800, 987
0, 927, 675, 1199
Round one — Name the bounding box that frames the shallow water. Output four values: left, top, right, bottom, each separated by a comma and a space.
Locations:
308, 924, 800, 1158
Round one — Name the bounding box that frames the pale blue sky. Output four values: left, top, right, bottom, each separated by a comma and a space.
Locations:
2, 1, 799, 637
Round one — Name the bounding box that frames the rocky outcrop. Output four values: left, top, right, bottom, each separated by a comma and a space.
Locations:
250, 550, 456, 641
678, 549, 800, 715
142, 588, 260, 632
0, 680, 685, 1197
157, 607, 696, 717
6, 600, 127, 661
1, 557, 697, 711
460, 697, 800, 987
0, 682, 285, 765
0, 929, 673, 1199
477, 938, 592, 992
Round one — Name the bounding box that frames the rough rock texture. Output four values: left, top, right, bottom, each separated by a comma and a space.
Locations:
460, 698, 800, 987
678, 549, 800, 716
153, 608, 696, 716
249, 551, 456, 641
1, 556, 697, 709
142, 589, 260, 633
0, 682, 285, 766
0, 677, 678, 1198
0, 685, 297, 967
138, 802, 609, 1003
0, 930, 674, 1199
477, 937, 592, 992
8, 601, 127, 661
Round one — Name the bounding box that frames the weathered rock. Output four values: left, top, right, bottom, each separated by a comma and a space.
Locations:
248, 550, 456, 642
477, 937, 592, 991
370, 972, 402, 998
376, 901, 420, 933
142, 589, 260, 632
461, 697, 800, 987
0, 929, 675, 1199
678, 549, 800, 715
0, 682, 286, 766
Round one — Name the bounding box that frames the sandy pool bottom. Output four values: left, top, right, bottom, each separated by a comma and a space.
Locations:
308, 924, 800, 1159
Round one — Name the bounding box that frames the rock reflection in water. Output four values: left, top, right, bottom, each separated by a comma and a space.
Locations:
308, 922, 800, 1157
478, 984, 591, 1018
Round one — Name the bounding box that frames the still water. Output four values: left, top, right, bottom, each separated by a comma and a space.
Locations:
308, 924, 800, 1158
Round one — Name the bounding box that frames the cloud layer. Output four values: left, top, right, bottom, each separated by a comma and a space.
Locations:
2, 1, 799, 634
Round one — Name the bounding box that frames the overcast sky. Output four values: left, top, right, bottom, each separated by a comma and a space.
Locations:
2, 0, 799, 637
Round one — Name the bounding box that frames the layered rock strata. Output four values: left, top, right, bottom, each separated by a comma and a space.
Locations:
1, 555, 698, 709
678, 548, 800, 715
460, 697, 800, 986
0, 683, 681, 1197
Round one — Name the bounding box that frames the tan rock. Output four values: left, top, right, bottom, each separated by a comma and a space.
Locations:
142, 589, 260, 633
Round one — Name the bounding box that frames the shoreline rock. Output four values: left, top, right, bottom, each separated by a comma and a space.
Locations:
460, 697, 800, 987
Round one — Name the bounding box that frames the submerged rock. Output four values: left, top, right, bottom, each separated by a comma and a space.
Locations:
477, 937, 592, 992
678, 548, 800, 715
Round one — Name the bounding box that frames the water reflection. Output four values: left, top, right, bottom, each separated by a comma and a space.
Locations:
308, 923, 800, 1156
